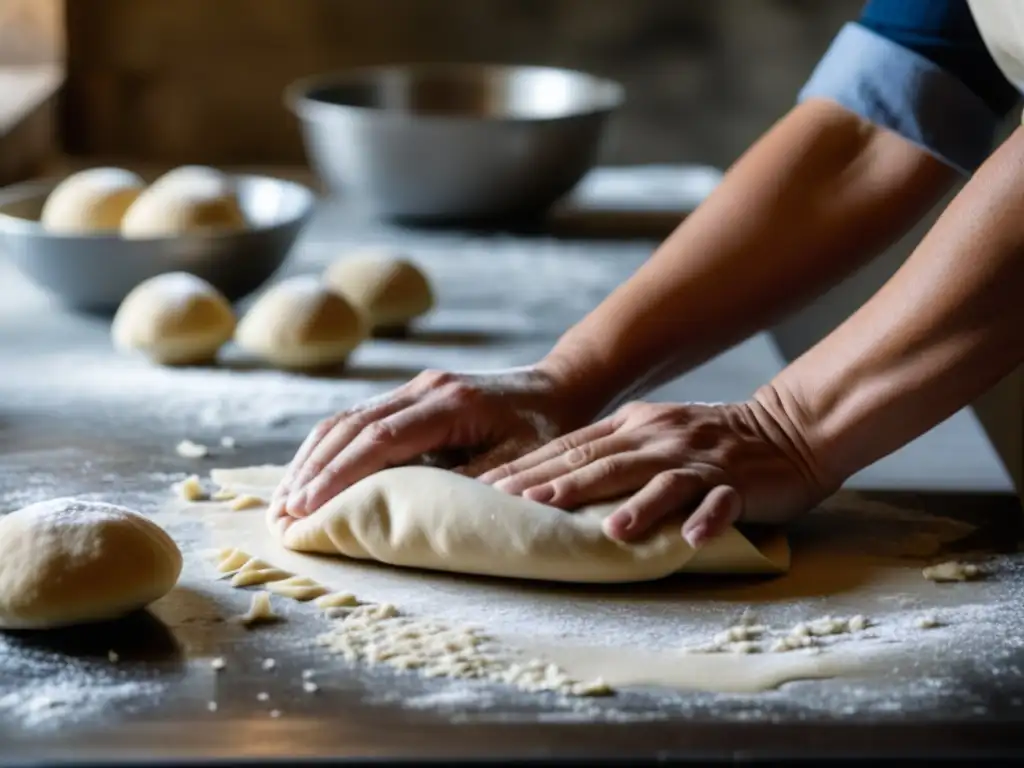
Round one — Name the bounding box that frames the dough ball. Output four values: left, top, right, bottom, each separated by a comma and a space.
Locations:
121, 166, 247, 238
40, 167, 145, 234
235, 275, 366, 370
323, 250, 434, 334
112, 272, 236, 365
0, 498, 182, 629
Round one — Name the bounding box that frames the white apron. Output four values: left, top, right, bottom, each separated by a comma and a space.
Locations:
963, 0, 1024, 495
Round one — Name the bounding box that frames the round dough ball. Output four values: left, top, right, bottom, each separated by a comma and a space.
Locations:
323, 250, 434, 333
236, 275, 366, 370
0, 498, 182, 629
121, 166, 247, 238
112, 272, 236, 365
40, 167, 145, 234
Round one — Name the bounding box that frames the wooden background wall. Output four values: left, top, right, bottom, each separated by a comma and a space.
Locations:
61, 0, 858, 168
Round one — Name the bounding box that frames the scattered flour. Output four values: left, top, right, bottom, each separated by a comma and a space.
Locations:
0, 637, 166, 731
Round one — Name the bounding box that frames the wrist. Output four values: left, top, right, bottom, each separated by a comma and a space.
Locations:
533, 345, 618, 430
750, 380, 847, 494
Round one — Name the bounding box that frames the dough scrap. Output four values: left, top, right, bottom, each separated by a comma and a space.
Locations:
264, 575, 329, 601
214, 465, 789, 584
213, 547, 250, 573
0, 498, 182, 629
230, 494, 266, 511
923, 561, 981, 582
233, 591, 279, 627
177, 474, 206, 502
315, 591, 359, 610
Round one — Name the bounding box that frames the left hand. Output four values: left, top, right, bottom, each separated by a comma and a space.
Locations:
474, 400, 832, 549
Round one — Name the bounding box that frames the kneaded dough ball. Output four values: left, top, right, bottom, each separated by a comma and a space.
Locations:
121, 165, 247, 238
112, 272, 236, 365
0, 498, 182, 629
323, 250, 434, 334
40, 167, 145, 234
236, 275, 366, 370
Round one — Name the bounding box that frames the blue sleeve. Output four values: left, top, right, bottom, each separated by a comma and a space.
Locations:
799, 0, 1020, 175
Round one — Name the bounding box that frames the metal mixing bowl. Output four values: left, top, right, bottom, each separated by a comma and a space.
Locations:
0, 173, 316, 313
286, 64, 624, 221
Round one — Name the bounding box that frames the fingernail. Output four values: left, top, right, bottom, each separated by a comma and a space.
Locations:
524, 485, 554, 504
603, 510, 634, 539
684, 523, 708, 550
287, 488, 308, 516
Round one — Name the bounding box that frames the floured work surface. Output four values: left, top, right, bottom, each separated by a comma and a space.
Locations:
2, 212, 1024, 760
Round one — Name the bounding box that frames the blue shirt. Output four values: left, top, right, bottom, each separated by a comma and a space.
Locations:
799, 0, 1022, 174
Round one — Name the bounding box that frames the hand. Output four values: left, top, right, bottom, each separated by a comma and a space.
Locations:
475, 399, 832, 548
271, 365, 593, 521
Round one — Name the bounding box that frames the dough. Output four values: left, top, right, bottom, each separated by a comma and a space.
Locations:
112, 273, 236, 365
213, 465, 789, 584
922, 560, 981, 582
0, 498, 182, 629
120, 166, 247, 238
233, 591, 278, 626
40, 168, 145, 233
323, 250, 434, 333
235, 275, 367, 370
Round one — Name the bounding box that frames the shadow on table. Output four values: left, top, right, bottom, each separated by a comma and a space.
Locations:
3, 608, 182, 663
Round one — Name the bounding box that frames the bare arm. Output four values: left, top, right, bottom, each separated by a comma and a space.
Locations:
541, 98, 957, 420
763, 126, 1024, 488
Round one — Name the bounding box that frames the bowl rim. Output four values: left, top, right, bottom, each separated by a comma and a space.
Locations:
284, 62, 626, 125
0, 172, 318, 242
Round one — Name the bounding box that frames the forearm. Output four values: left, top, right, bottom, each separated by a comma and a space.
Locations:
764, 127, 1024, 488
540, 98, 956, 421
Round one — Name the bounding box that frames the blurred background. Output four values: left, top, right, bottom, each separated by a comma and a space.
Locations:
2, 0, 861, 178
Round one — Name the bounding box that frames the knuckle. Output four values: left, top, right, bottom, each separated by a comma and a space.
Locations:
417, 369, 458, 390
362, 419, 399, 446
443, 381, 479, 407
564, 444, 594, 468
650, 469, 691, 497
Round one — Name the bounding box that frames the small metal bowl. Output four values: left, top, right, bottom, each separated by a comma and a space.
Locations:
0, 173, 316, 313
286, 63, 624, 222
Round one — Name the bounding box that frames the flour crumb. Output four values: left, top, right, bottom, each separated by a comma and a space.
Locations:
176, 439, 209, 459
316, 608, 615, 698
107, 650, 119, 663
916, 615, 942, 629
261, 658, 276, 671
212, 488, 237, 501
923, 561, 982, 583
211, 657, 227, 671
269, 709, 281, 718
220, 436, 236, 449
301, 669, 316, 680
207, 701, 218, 712
302, 680, 319, 694
177, 474, 206, 502
257, 692, 270, 702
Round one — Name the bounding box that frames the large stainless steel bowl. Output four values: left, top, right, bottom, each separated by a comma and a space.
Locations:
0, 173, 316, 313
286, 64, 624, 221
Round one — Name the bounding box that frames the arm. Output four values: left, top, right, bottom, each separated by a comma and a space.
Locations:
763, 126, 1024, 488
540, 98, 956, 420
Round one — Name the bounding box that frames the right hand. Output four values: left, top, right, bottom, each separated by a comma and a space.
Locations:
270, 366, 589, 522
